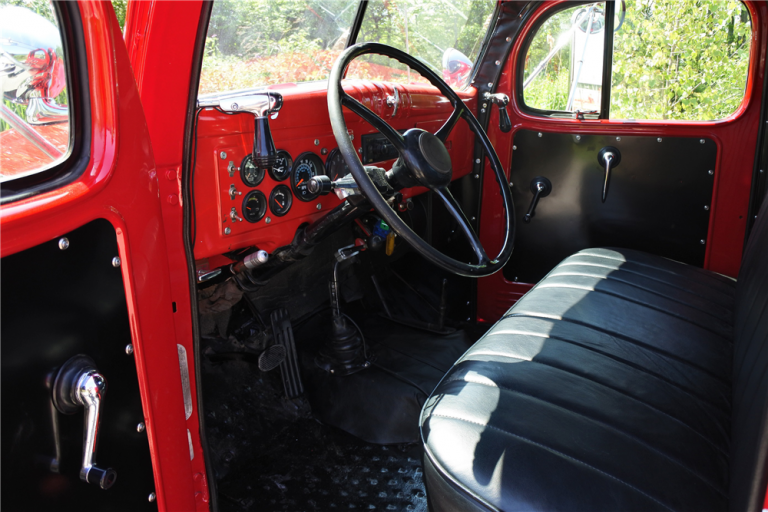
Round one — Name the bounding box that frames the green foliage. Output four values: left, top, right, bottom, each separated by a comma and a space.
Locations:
111, 0, 128, 32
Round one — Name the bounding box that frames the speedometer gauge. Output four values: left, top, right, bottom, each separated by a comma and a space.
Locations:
325, 148, 350, 181
291, 152, 324, 202
240, 154, 265, 187
269, 150, 292, 181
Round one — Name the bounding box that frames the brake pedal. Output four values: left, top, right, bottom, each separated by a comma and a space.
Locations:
270, 309, 304, 398
258, 345, 286, 372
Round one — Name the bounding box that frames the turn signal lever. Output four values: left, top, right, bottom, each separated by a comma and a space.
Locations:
52, 355, 116, 490
597, 147, 621, 203
523, 176, 552, 223
216, 92, 284, 176
484, 92, 511, 133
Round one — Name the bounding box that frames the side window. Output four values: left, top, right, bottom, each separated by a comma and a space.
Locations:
0, 1, 72, 181
356, 0, 496, 90
522, 0, 752, 121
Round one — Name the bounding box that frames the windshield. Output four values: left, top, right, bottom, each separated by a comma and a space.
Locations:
199, 0, 495, 96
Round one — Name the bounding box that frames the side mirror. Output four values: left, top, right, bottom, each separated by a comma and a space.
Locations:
441, 48, 472, 89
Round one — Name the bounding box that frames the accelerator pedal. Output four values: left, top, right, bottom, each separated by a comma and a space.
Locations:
270, 308, 304, 398
258, 345, 286, 372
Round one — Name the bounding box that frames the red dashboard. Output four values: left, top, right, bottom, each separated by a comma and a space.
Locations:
192, 80, 476, 269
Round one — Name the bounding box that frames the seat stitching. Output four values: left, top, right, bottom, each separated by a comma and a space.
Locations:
558, 261, 734, 301
571, 252, 736, 291
533, 282, 732, 342
548, 270, 732, 319
428, 413, 677, 512
501, 312, 730, 384
479, 327, 731, 412
450, 353, 729, 453
440, 376, 729, 489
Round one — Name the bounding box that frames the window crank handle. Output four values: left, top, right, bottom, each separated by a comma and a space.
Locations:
523, 176, 552, 223
597, 146, 621, 203
602, 152, 614, 203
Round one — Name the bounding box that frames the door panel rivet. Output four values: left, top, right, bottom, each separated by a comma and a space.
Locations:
125, 344, 134, 355
700, 239, 706, 244
538, 132, 543, 137
58, 238, 70, 250
616, 137, 621, 141
148, 492, 156, 502
474, 174, 480, 179
575, 136, 581, 141
137, 422, 146, 433
708, 170, 714, 175
704, 205, 710, 211
495, 60, 501, 66
506, 37, 512, 42
112, 257, 121, 268
657, 138, 662, 142
513, 145, 517, 150
700, 139, 706, 144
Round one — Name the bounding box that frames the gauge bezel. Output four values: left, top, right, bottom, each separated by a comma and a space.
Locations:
325, 148, 351, 181
242, 190, 267, 223
269, 184, 293, 217
240, 154, 265, 187
269, 150, 293, 182
290, 151, 325, 202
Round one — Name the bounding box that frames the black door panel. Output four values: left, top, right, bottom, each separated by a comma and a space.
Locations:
1, 220, 155, 511
504, 130, 715, 283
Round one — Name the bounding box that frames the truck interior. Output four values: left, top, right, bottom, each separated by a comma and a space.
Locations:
1, 1, 767, 511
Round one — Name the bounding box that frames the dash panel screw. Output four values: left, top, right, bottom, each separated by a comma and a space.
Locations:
112, 257, 121, 268
125, 344, 134, 355
58, 238, 69, 250
219, 152, 227, 159
148, 492, 156, 503
137, 422, 146, 433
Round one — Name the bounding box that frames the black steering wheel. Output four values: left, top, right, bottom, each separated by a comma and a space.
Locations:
327, 42, 515, 277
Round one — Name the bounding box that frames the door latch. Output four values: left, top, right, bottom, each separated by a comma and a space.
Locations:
484, 92, 511, 133
597, 146, 621, 203
52, 355, 117, 490
523, 176, 552, 223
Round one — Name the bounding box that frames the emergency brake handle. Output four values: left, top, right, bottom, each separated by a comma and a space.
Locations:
484, 92, 511, 133
597, 146, 621, 203
523, 176, 552, 223
52, 355, 116, 490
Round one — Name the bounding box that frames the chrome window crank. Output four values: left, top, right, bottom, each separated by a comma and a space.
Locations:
523, 176, 552, 223
597, 146, 621, 203
52, 355, 117, 490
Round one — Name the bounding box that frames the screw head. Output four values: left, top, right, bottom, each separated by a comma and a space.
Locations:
700, 239, 706, 245
219, 151, 227, 159
760, 169, 764, 174
495, 60, 501, 66
321, 148, 328, 155
575, 135, 581, 141
125, 344, 134, 355
704, 205, 710, 211
700, 139, 706, 144
58, 237, 70, 250
314, 139, 320, 146
471, 216, 476, 221
487, 82, 493, 87
538, 132, 543, 137
112, 256, 121, 268
148, 492, 156, 503
224, 227, 231, 235
137, 422, 146, 433
513, 145, 517, 150
657, 138, 662, 142
265, 217, 272, 224
474, 174, 480, 179
480, 108, 486, 113
708, 170, 714, 175
475, 158, 481, 164
316, 203, 322, 210
616, 136, 621, 141
506, 37, 512, 42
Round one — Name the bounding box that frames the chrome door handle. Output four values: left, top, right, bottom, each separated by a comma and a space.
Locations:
52, 355, 117, 490
597, 146, 621, 203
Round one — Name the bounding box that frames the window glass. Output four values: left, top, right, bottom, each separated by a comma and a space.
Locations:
523, 3, 606, 114
0, 0, 71, 182
611, 0, 751, 121
355, 0, 496, 90
199, 0, 358, 95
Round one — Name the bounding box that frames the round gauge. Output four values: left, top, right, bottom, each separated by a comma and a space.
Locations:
240, 154, 265, 187
291, 151, 325, 202
269, 184, 293, 217
242, 190, 267, 223
270, 150, 293, 181
325, 148, 351, 181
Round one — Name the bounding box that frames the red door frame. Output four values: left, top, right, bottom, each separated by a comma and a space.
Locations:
1, 2, 208, 511
477, 0, 768, 323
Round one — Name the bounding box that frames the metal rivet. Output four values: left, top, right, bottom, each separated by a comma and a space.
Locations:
219, 152, 227, 159
330, 369, 335, 374
224, 227, 231, 235
125, 344, 134, 355
616, 136, 621, 141
657, 138, 662, 142
708, 170, 714, 175
506, 37, 512, 42
475, 158, 481, 164
58, 237, 69, 250
513, 145, 517, 150
112, 257, 121, 268
700, 139, 706, 144
495, 60, 501, 66
704, 205, 710, 211
314, 139, 320, 146
575, 135, 581, 141
137, 422, 146, 433
471, 216, 476, 221
316, 203, 322, 210
148, 492, 156, 503
480, 109, 486, 113
358, 147, 363, 154
760, 169, 764, 174
265, 217, 272, 224
321, 148, 328, 155
474, 174, 480, 179
700, 239, 706, 245
487, 82, 493, 87
538, 132, 543, 137
482, 103, 487, 108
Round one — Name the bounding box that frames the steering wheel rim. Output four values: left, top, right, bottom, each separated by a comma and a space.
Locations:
328, 42, 515, 278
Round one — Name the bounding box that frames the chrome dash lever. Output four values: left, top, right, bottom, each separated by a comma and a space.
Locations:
52, 355, 117, 490
597, 146, 621, 203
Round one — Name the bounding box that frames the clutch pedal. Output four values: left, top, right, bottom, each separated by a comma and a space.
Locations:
270, 308, 304, 398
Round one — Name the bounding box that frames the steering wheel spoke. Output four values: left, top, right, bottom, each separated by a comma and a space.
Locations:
434, 187, 489, 265
341, 93, 405, 152
435, 104, 464, 142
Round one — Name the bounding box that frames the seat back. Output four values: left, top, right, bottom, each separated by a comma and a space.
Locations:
732, 191, 768, 511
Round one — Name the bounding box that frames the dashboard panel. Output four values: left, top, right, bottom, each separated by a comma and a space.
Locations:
193, 80, 476, 262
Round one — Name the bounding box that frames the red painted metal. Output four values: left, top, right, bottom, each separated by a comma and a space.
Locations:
193, 81, 476, 260
477, 0, 768, 324
1, 2, 198, 511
